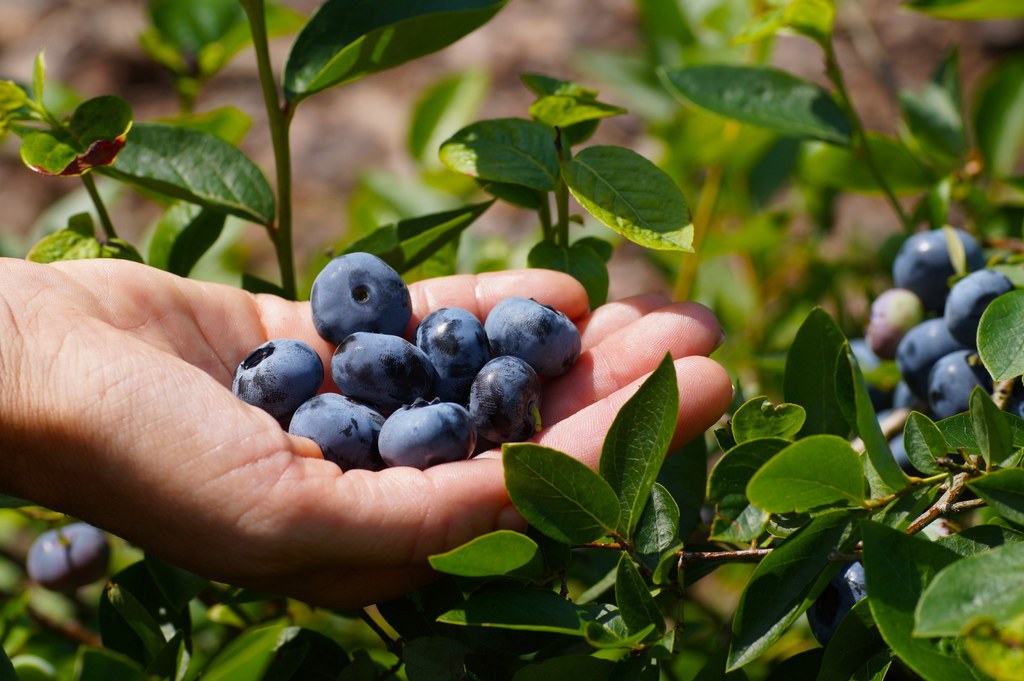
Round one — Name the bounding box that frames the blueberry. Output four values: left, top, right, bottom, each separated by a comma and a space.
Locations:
806, 561, 867, 646
310, 252, 411, 345
849, 338, 891, 412
469, 356, 542, 443
944, 269, 1013, 348
927, 349, 992, 420
288, 393, 385, 471
892, 228, 985, 312
26, 523, 110, 592
416, 307, 490, 404
332, 332, 437, 414
865, 289, 924, 359
895, 319, 967, 401
889, 434, 920, 475
378, 398, 476, 469
893, 380, 928, 412
232, 339, 323, 421
484, 297, 581, 378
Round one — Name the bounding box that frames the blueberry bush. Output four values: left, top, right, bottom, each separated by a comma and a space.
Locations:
2, 0, 1024, 679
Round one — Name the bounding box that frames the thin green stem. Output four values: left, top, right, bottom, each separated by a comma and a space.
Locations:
539, 194, 553, 242
241, 0, 297, 300
81, 173, 116, 239
824, 41, 912, 232
553, 127, 570, 247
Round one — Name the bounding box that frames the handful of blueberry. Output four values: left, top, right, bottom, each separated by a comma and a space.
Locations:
231, 253, 581, 471
860, 227, 1017, 432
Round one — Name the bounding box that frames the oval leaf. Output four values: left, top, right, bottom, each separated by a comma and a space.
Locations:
563, 145, 693, 251
103, 123, 275, 225
974, 54, 1024, 178
784, 307, 849, 438
707, 438, 788, 542
440, 118, 559, 191
284, 0, 506, 102
428, 530, 540, 578
615, 554, 665, 637
799, 133, 935, 194
527, 239, 610, 309
731, 396, 806, 443
659, 64, 851, 144
903, 411, 949, 475
437, 586, 590, 636
979, 289, 1024, 381
968, 469, 1024, 526
747, 435, 865, 513
503, 443, 621, 545
905, 0, 1024, 20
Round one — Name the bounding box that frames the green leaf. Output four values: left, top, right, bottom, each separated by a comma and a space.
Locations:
731, 396, 806, 443
799, 133, 935, 194
0, 648, 14, 681
26, 226, 101, 263
563, 145, 693, 251
527, 239, 610, 309
817, 599, 887, 681
344, 201, 493, 274
727, 511, 860, 671
971, 386, 1012, 467
615, 554, 664, 637
74, 647, 147, 681
916, 542, 1024, 636
32, 50, 45, 105
969, 469, 1024, 526
599, 353, 679, 537
899, 50, 965, 166
202, 620, 288, 681
20, 95, 132, 176
143, 554, 209, 613
103, 123, 275, 225
974, 54, 1024, 178
504, 443, 621, 544
784, 308, 849, 438
979, 290, 1024, 381
157, 106, 253, 145
146, 631, 189, 681
904, 0, 1024, 20
964, 615, 1024, 681
529, 95, 626, 130
105, 583, 170, 660
746, 435, 865, 513
939, 524, 1024, 557
659, 65, 850, 144
264, 627, 350, 681
0, 80, 28, 117
861, 521, 983, 681
581, 604, 658, 649
440, 118, 559, 191
634, 483, 680, 555
149, 0, 244, 54
937, 410, 1024, 465
903, 411, 949, 475
284, 0, 506, 102
148, 202, 226, 276
402, 636, 469, 681
511, 656, 614, 681
437, 586, 590, 636
409, 69, 489, 165
428, 530, 541, 579
659, 436, 707, 541
707, 438, 788, 542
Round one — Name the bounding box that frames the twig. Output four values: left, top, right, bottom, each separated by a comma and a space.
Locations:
905, 472, 970, 535
0, 587, 101, 647
678, 548, 772, 568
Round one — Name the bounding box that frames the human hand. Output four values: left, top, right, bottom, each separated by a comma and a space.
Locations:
0, 258, 731, 608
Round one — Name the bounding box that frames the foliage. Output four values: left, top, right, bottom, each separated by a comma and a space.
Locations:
2, 0, 1024, 679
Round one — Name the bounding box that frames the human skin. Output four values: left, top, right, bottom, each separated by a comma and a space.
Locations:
0, 258, 731, 609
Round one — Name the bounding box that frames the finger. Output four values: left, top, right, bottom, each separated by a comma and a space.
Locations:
536, 356, 732, 468
543, 301, 723, 425
576, 294, 670, 351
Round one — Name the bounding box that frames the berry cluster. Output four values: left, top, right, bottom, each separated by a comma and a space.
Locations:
855, 228, 1017, 466
232, 253, 581, 471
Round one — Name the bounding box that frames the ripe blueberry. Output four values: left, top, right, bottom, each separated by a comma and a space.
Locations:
469, 355, 542, 443
416, 307, 490, 404
806, 561, 867, 646
232, 339, 323, 421
310, 252, 411, 345
485, 297, 580, 378
944, 269, 1013, 348
927, 349, 992, 420
865, 288, 924, 360
26, 523, 110, 592
895, 319, 967, 401
378, 398, 476, 469
332, 332, 437, 414
289, 393, 385, 471
892, 228, 985, 312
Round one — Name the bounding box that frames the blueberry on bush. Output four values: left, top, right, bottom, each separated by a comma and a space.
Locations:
26, 522, 110, 592
231, 339, 324, 421
469, 355, 542, 444
895, 318, 967, 401
332, 332, 437, 414
891, 228, 985, 312
288, 393, 385, 471
310, 252, 411, 345
865, 288, 924, 359
927, 349, 992, 420
944, 268, 1013, 348
806, 561, 867, 646
849, 338, 891, 412
485, 297, 581, 377
378, 398, 476, 469
415, 307, 490, 404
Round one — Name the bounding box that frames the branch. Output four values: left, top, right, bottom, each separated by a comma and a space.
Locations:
905, 472, 971, 535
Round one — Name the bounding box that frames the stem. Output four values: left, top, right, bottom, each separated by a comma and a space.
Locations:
553, 127, 570, 247
539, 194, 553, 242
823, 40, 912, 232
678, 548, 772, 567
905, 472, 971, 535
81, 173, 117, 239
241, 0, 297, 300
